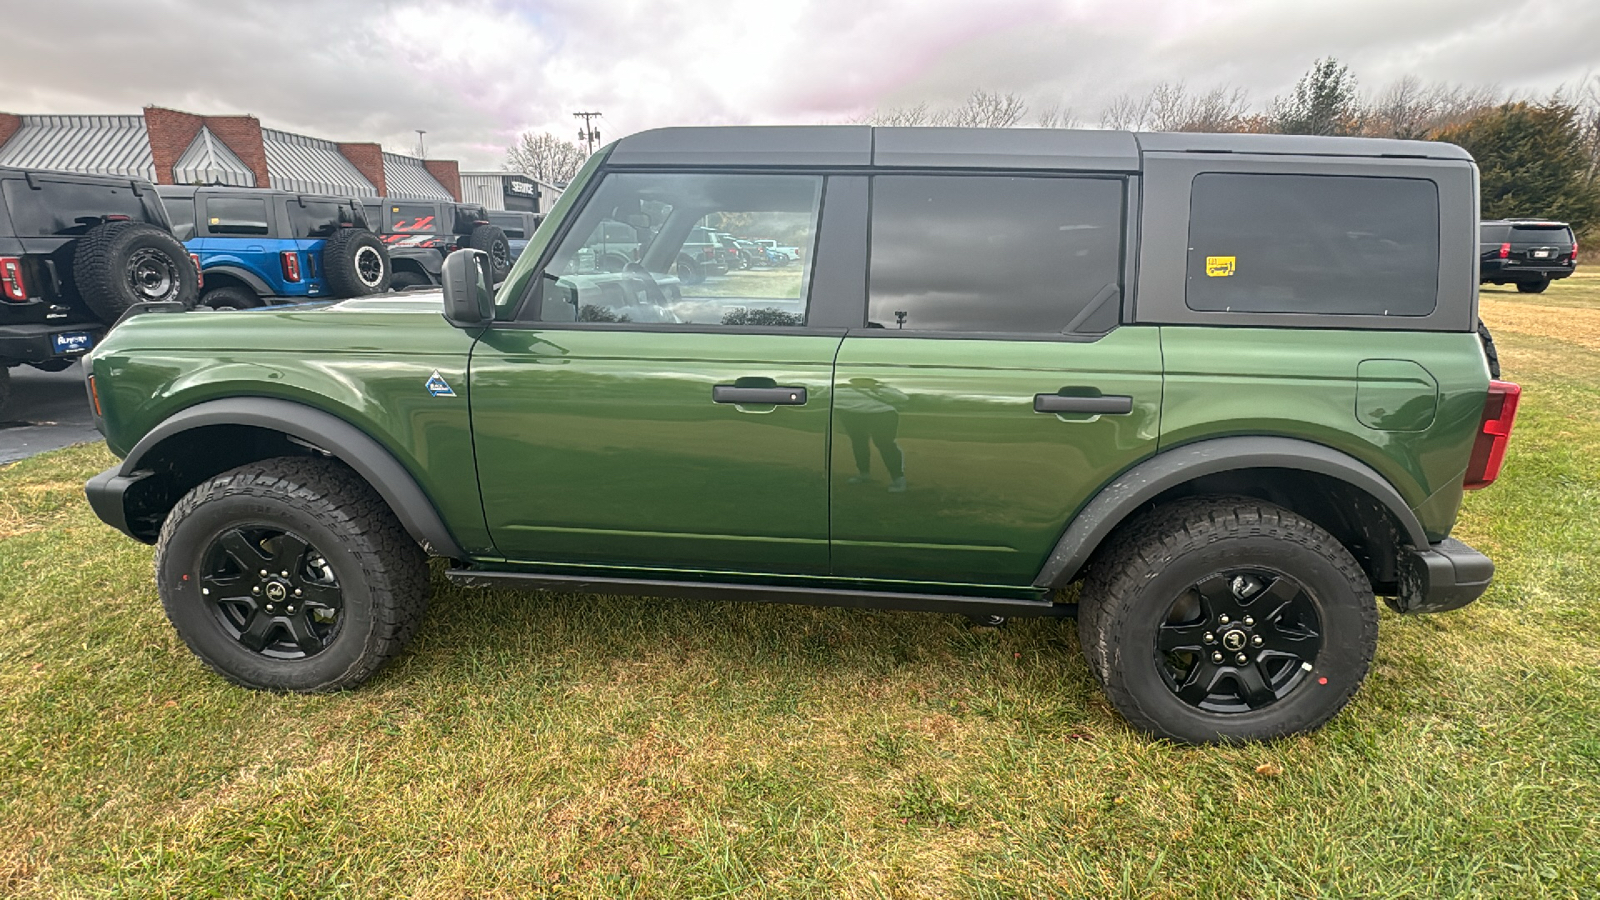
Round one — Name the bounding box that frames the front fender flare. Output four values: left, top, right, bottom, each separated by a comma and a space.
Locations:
118, 397, 466, 558
1033, 436, 1430, 588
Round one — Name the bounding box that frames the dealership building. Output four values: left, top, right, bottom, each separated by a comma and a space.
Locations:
0, 105, 555, 211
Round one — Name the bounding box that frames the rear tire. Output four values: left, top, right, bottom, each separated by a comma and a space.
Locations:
0, 366, 11, 421
1078, 496, 1377, 744
1477, 318, 1501, 378
74, 221, 199, 324
1516, 279, 1548, 294
198, 285, 261, 310
674, 254, 704, 285
154, 457, 429, 692
466, 224, 512, 284
321, 229, 391, 298
389, 271, 431, 291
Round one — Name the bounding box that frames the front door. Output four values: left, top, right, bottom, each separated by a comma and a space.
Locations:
830, 173, 1163, 588
472, 170, 839, 575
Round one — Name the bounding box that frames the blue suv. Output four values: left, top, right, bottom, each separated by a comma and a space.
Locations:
158, 187, 391, 308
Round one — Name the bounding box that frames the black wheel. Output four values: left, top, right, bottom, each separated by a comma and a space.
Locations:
198, 285, 261, 310
1516, 279, 1548, 294
598, 251, 629, 273
0, 366, 11, 421
467, 224, 512, 284
1477, 318, 1501, 379
1078, 497, 1377, 743
321, 229, 391, 298
389, 271, 431, 291
674, 254, 704, 285
74, 221, 200, 324
155, 457, 429, 691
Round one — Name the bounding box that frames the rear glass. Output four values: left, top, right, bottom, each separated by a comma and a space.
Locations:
1509, 225, 1574, 246
162, 194, 197, 241
488, 211, 527, 238
205, 197, 270, 236
290, 198, 350, 238
1186, 173, 1439, 317
3, 178, 153, 236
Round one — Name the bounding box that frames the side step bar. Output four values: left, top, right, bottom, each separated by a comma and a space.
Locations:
445, 569, 1076, 619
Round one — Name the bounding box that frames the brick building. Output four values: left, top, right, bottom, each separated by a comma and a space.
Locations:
0, 106, 461, 201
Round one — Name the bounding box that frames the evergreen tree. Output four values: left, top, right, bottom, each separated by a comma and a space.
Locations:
1271, 58, 1362, 136
1436, 100, 1600, 233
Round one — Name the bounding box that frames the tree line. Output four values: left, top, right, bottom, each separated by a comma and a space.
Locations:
503, 58, 1600, 237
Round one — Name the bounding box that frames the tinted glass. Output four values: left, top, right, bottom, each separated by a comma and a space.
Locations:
1480, 223, 1511, 244
387, 203, 438, 232
1186, 174, 1439, 317
3, 179, 151, 236
868, 175, 1125, 333
488, 211, 526, 238
205, 197, 270, 236
534, 172, 822, 327
163, 194, 197, 241
1509, 224, 1574, 247
289, 198, 343, 238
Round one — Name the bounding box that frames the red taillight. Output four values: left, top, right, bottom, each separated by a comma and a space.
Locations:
280, 251, 301, 283
1497, 242, 1510, 259
1464, 381, 1521, 490
0, 257, 26, 301
190, 253, 203, 289
1572, 237, 1579, 262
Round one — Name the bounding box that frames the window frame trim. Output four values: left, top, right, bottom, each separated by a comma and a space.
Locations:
200, 194, 273, 238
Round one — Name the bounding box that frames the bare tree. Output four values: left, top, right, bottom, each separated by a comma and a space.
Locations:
864, 91, 1029, 128
504, 131, 589, 185
1364, 76, 1502, 139
1575, 74, 1600, 190
1099, 81, 1250, 132
1035, 101, 1079, 129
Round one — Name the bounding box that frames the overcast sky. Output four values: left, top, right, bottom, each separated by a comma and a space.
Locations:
0, 0, 1593, 169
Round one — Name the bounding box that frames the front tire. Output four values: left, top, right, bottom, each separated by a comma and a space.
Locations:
1078, 497, 1377, 743
155, 458, 429, 692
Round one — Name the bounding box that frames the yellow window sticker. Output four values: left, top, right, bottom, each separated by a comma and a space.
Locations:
1206, 256, 1236, 277
209, 217, 220, 225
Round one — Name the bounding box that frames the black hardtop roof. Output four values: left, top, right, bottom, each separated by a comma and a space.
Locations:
1484, 218, 1571, 227
0, 165, 159, 188
156, 185, 362, 204
607, 126, 1472, 170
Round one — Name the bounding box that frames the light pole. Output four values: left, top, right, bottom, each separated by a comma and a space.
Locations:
573, 112, 602, 154
415, 129, 427, 159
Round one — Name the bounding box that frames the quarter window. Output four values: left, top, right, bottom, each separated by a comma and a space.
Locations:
3, 179, 150, 236
289, 198, 345, 238
1185, 173, 1439, 317
163, 195, 197, 241
532, 172, 822, 327
387, 203, 438, 233
867, 175, 1125, 334
204, 197, 270, 236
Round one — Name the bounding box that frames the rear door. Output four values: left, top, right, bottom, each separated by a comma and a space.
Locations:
829, 173, 1162, 588
1508, 222, 1575, 265
200, 194, 281, 291
288, 196, 345, 296
471, 170, 840, 574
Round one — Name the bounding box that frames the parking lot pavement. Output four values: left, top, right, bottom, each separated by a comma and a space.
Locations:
1, 362, 102, 465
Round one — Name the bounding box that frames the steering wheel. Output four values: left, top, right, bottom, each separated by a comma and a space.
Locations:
623, 262, 672, 307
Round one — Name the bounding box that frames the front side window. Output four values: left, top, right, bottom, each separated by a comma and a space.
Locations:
868, 175, 1125, 334
204, 197, 270, 236
531, 172, 821, 327
1186, 173, 1439, 317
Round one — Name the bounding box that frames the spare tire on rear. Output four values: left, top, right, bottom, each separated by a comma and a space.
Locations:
73, 221, 199, 324
466, 224, 512, 284
322, 228, 391, 298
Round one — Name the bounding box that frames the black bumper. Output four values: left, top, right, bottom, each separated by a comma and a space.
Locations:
1390, 538, 1495, 614
0, 322, 104, 365
1480, 261, 1575, 283
85, 465, 157, 544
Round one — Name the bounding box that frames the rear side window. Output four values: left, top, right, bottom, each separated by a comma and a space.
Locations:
387, 203, 438, 233
868, 175, 1125, 334
3, 179, 150, 236
163, 195, 196, 241
488, 212, 526, 238
204, 197, 270, 236
1186, 174, 1439, 317
290, 198, 345, 238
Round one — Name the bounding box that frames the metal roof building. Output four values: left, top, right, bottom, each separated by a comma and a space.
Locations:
0, 107, 462, 201
460, 171, 562, 213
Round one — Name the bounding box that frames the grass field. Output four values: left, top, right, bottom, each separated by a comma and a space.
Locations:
2, 278, 1599, 897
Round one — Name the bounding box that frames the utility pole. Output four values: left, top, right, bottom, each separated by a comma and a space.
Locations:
415, 129, 427, 159
573, 112, 602, 154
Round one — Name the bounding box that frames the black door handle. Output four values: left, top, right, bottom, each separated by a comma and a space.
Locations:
1034, 393, 1134, 415
713, 385, 808, 405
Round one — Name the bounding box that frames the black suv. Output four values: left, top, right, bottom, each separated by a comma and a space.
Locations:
159, 187, 392, 309
362, 198, 512, 289
1480, 218, 1578, 293
0, 167, 196, 418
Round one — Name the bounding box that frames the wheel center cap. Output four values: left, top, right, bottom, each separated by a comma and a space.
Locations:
1222, 629, 1247, 651
264, 581, 288, 603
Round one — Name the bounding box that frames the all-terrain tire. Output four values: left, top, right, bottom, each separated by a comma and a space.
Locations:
389, 270, 431, 291
1078, 496, 1377, 743
674, 254, 704, 285
1477, 318, 1501, 379
322, 228, 391, 298
73, 221, 199, 324
0, 366, 11, 421
155, 457, 429, 692
198, 285, 261, 310
466, 224, 512, 284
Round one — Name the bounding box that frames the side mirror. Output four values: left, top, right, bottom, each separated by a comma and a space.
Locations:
441, 248, 494, 327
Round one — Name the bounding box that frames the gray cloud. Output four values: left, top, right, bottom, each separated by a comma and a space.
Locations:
0, 0, 1594, 170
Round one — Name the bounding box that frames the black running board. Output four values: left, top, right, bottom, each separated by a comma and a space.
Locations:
445, 569, 1076, 619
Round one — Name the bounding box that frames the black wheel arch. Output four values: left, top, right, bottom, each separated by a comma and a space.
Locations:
1034, 436, 1432, 594
98, 397, 465, 558
199, 266, 272, 299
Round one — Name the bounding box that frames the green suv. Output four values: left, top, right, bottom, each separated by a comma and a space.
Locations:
83, 127, 1517, 743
